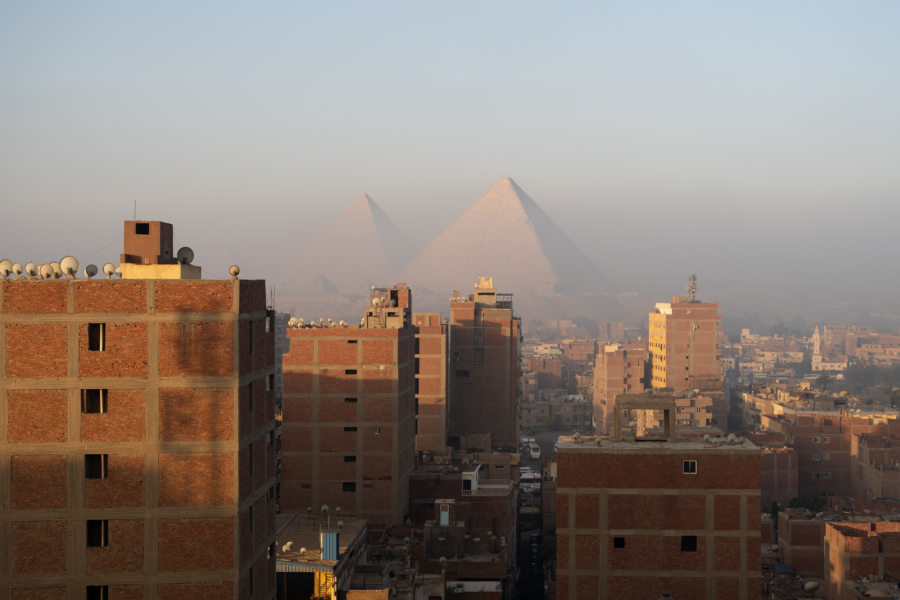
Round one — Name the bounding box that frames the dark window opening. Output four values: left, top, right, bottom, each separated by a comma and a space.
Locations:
345, 397, 358, 403
344, 456, 357, 462
347, 339, 358, 344
87, 520, 108, 547
683, 460, 697, 474
88, 323, 105, 351
85, 454, 108, 479
81, 389, 107, 414
249, 566, 254, 595
613, 537, 625, 549
456, 370, 470, 377
86, 586, 109, 600
344, 426, 357, 432
343, 482, 356, 492
135, 222, 150, 235
345, 369, 357, 375
681, 535, 698, 552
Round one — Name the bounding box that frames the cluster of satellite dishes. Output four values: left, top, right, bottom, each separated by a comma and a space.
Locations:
0, 256, 121, 280
287, 317, 363, 329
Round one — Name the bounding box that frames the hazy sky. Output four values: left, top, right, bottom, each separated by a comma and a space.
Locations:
2, 2, 899, 308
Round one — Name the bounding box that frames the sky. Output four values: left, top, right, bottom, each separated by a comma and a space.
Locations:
2, 2, 899, 319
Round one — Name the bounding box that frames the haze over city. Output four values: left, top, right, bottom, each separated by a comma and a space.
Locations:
3, 2, 899, 326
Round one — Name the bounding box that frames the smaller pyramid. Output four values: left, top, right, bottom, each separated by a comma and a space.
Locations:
398, 178, 608, 296
280, 194, 412, 295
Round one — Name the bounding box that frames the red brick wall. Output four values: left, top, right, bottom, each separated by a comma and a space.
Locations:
159, 388, 234, 442
82, 389, 145, 442
12, 521, 67, 574
8, 389, 67, 443
79, 322, 148, 378
157, 518, 234, 572
85, 454, 146, 508
158, 321, 233, 377
159, 453, 234, 506
87, 519, 145, 573
5, 323, 67, 377
74, 280, 146, 312
12, 455, 67, 509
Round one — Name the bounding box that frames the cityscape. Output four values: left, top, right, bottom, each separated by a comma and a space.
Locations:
3, 4, 900, 600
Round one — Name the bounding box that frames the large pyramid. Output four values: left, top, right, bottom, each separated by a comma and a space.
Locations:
279, 194, 412, 296
398, 177, 609, 296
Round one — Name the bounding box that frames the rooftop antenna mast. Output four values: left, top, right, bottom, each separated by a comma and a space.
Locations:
133, 199, 136, 220
687, 274, 698, 302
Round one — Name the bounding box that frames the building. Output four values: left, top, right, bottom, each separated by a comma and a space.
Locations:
591, 342, 648, 435
648, 277, 723, 400
280, 284, 416, 525
825, 521, 900, 600
413, 312, 448, 453
448, 277, 520, 449
556, 396, 761, 600
0, 220, 277, 599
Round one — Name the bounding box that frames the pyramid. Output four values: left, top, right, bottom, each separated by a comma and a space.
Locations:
279, 194, 412, 296
398, 178, 609, 296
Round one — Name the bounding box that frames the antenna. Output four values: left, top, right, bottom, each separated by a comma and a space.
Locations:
176, 247, 194, 265
83, 264, 98, 278
687, 274, 698, 302
102, 263, 116, 279
59, 256, 79, 279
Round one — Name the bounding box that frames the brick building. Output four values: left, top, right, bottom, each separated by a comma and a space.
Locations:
591, 342, 648, 435
413, 312, 448, 453
825, 521, 900, 600
648, 280, 723, 424
447, 277, 520, 449
0, 221, 277, 599
280, 284, 416, 525
760, 447, 798, 507
556, 397, 761, 600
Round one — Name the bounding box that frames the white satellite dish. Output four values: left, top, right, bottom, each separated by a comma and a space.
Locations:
25, 262, 37, 279
59, 256, 79, 279
83, 264, 98, 278
282, 541, 295, 553
50, 261, 63, 278
39, 264, 55, 279
114, 265, 122, 278
229, 265, 240, 279
102, 263, 116, 279
0, 259, 12, 279
11, 263, 24, 278
176, 246, 194, 265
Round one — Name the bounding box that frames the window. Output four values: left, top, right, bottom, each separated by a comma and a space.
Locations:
372, 426, 382, 435
344, 456, 357, 463
85, 454, 108, 479
823, 436, 831, 444
87, 520, 108, 547
681, 535, 698, 552
813, 436, 821, 443
248, 382, 253, 413
347, 339, 358, 344
345, 369, 357, 375
824, 471, 832, 479
86, 586, 109, 600
81, 389, 107, 414
265, 374, 273, 392
813, 472, 821, 479
343, 482, 356, 492
267, 431, 274, 448
88, 323, 106, 351
249, 566, 254, 595
248, 444, 254, 475
683, 460, 698, 474
343, 426, 357, 432
456, 370, 470, 377
267, 486, 275, 501
812, 453, 821, 461
613, 537, 625, 549
135, 222, 150, 235
344, 397, 358, 403
249, 505, 254, 533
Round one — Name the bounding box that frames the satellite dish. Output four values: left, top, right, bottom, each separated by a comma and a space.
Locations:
0, 259, 12, 279
176, 247, 194, 265
25, 262, 37, 279
50, 261, 63, 278
114, 265, 122, 278
83, 264, 98, 278
288, 318, 299, 328
103, 263, 116, 278
321, 504, 329, 513
282, 541, 295, 553
11, 263, 24, 278
229, 265, 240, 279
39, 264, 55, 279
59, 256, 79, 279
